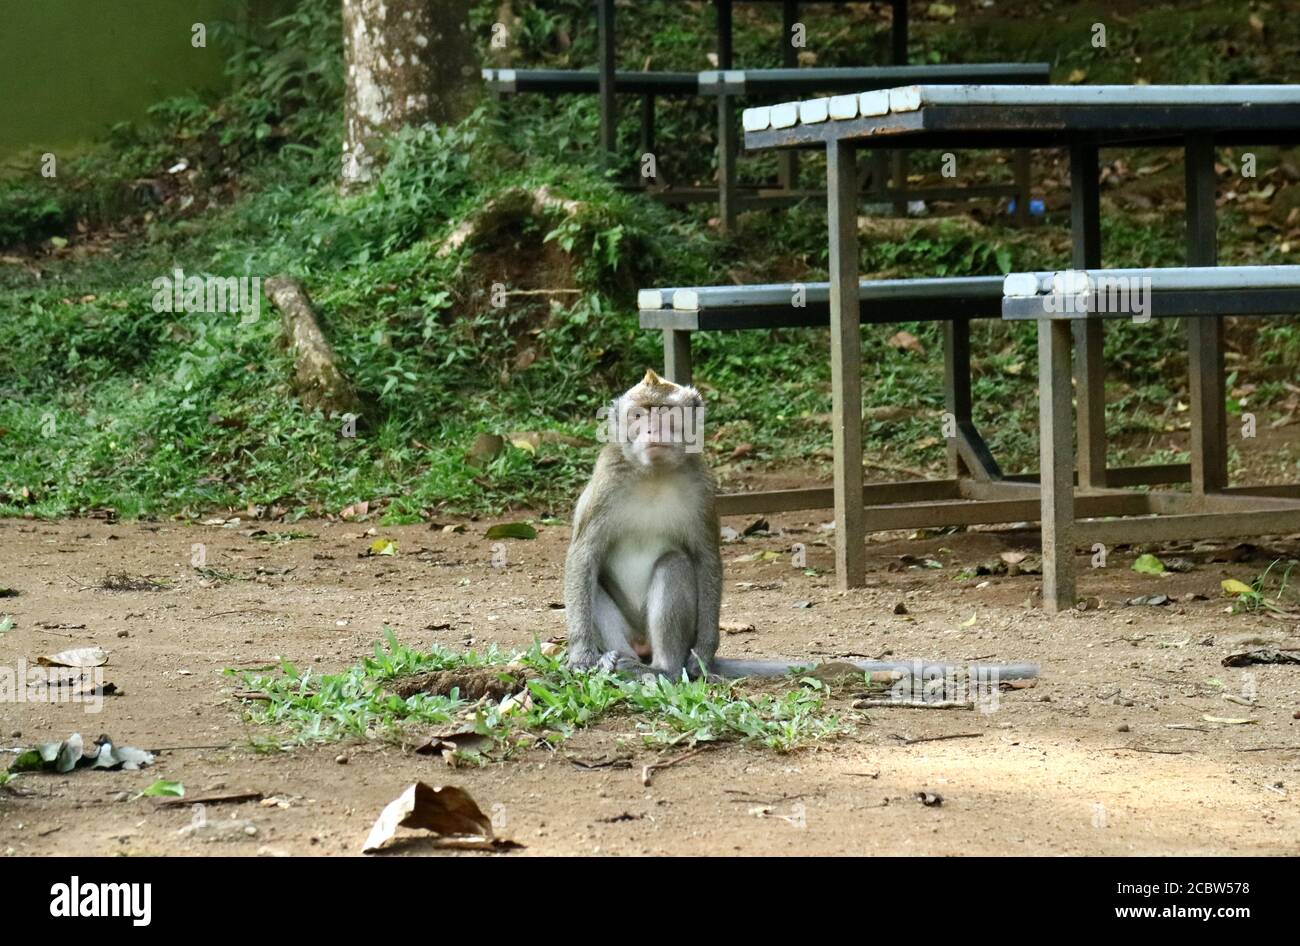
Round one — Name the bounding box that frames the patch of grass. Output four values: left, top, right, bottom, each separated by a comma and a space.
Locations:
521, 658, 846, 751
233, 631, 845, 754
1228, 559, 1300, 614
230, 630, 505, 742
253, 531, 315, 543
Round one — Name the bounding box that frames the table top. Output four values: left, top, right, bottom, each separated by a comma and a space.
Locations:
744, 84, 1300, 150
1001, 264, 1300, 321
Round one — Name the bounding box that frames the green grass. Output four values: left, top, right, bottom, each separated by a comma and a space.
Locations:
1227, 559, 1300, 615
232, 630, 847, 755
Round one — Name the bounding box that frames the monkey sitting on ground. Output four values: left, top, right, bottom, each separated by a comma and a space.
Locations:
564, 370, 1038, 682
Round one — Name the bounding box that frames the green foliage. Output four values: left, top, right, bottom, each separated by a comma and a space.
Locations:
235, 632, 845, 753
1227, 559, 1300, 614
232, 630, 499, 742
1, 0, 1298, 518
0, 185, 69, 248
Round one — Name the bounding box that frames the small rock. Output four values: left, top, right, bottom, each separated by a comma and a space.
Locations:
178, 819, 258, 842
1117, 723, 1130, 733
117, 630, 129, 638
1127, 594, 1170, 607
892, 601, 909, 615
335, 754, 348, 765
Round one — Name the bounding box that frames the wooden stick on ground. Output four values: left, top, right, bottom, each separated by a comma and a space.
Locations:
642, 745, 711, 787
894, 732, 984, 745
853, 699, 974, 710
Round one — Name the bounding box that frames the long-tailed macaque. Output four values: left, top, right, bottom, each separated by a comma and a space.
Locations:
564, 370, 1038, 682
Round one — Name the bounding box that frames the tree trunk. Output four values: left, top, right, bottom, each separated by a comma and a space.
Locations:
341, 0, 477, 188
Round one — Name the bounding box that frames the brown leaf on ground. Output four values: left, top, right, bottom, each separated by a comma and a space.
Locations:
362, 782, 519, 853
887, 330, 925, 355
37, 647, 108, 668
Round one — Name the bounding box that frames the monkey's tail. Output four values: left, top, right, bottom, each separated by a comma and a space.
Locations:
710, 657, 1040, 680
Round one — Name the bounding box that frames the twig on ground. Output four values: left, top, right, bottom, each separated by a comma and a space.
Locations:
642, 745, 711, 787
892, 732, 984, 745
854, 699, 973, 710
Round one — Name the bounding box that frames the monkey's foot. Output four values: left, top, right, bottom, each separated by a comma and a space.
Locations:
595, 652, 693, 681
596, 651, 650, 675
566, 649, 605, 671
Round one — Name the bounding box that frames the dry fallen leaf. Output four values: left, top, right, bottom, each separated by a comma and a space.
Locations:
339, 501, 369, 520
887, 330, 926, 355
362, 782, 515, 853
37, 646, 108, 668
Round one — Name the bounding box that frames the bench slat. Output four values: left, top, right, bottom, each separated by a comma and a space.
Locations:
640, 276, 1005, 329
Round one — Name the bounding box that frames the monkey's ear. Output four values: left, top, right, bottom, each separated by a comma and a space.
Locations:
642, 368, 665, 386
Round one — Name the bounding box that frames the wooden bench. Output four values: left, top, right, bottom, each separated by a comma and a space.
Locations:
1005, 264, 1300, 610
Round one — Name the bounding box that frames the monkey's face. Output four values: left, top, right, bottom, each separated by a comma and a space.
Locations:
613, 370, 705, 470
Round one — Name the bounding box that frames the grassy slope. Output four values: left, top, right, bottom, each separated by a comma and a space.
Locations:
1, 0, 1298, 521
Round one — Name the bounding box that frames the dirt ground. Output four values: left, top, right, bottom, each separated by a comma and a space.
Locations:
2, 500, 1299, 857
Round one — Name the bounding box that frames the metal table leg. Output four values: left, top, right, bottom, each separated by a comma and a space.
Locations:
777, 0, 800, 191
597, 0, 616, 166
1185, 133, 1228, 498
716, 0, 736, 231
1038, 318, 1076, 612
827, 141, 865, 589
943, 319, 1002, 481
663, 330, 693, 386
890, 0, 908, 65
1070, 142, 1107, 489
890, 0, 909, 216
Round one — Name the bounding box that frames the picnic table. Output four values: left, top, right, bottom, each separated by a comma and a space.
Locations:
489, 1, 1040, 227
742, 84, 1300, 602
